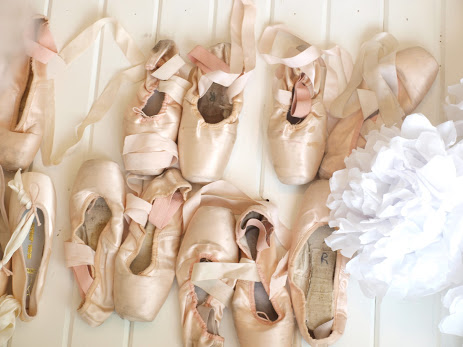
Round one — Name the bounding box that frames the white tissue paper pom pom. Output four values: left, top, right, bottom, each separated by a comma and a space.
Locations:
439, 286, 463, 336
326, 113, 463, 298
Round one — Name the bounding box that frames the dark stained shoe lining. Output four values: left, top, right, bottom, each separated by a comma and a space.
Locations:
197, 83, 232, 124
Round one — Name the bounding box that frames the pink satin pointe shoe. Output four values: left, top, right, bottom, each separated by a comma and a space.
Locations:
64, 160, 125, 327
0, 16, 56, 172
319, 32, 439, 179
288, 180, 349, 346
232, 206, 294, 347
258, 26, 352, 185
0, 168, 55, 343
178, 0, 256, 183
176, 204, 239, 346
114, 168, 191, 322
7, 170, 56, 322
123, 40, 191, 193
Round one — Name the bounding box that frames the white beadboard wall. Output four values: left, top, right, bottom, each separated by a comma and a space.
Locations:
13, 0, 463, 346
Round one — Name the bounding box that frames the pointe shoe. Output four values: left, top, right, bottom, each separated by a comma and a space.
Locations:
232, 205, 294, 347
258, 26, 352, 185
178, 0, 256, 183
114, 168, 191, 322
319, 33, 439, 179
123, 40, 191, 191
64, 160, 125, 327
288, 180, 349, 346
178, 43, 244, 184
7, 170, 56, 321
0, 16, 56, 172
176, 204, 239, 346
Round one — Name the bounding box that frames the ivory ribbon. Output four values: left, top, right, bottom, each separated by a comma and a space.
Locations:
41, 17, 147, 166
258, 24, 353, 112
0, 295, 21, 345
329, 32, 404, 126
124, 192, 183, 229
1, 171, 41, 276
188, 0, 256, 100
191, 259, 260, 307
122, 133, 178, 174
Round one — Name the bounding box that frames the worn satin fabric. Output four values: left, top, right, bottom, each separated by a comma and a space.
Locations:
0, 17, 56, 172
179, 43, 243, 183
269, 86, 327, 185
123, 40, 186, 177
176, 205, 239, 347
288, 180, 349, 346
232, 205, 294, 347
9, 172, 56, 321
67, 160, 125, 327
0, 168, 10, 295
320, 41, 438, 179
114, 169, 191, 322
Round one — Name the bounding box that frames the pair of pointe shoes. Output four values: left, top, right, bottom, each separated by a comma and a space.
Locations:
65, 159, 191, 326
0, 16, 56, 172
262, 27, 439, 185
176, 181, 294, 347
124, 0, 255, 186
0, 167, 56, 343
123, 40, 245, 187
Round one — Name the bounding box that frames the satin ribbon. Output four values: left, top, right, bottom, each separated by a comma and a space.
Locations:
122, 133, 178, 174
24, 18, 58, 64
1, 170, 41, 276
290, 74, 314, 118
0, 167, 8, 235
258, 24, 353, 113
329, 32, 404, 126
188, 0, 256, 101
0, 295, 21, 345
124, 192, 183, 229
41, 17, 147, 166
64, 242, 95, 297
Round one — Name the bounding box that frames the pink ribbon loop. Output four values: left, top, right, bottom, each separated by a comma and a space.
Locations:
290, 74, 314, 118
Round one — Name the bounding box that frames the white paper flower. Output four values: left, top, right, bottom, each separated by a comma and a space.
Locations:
326, 113, 463, 298
439, 286, 463, 336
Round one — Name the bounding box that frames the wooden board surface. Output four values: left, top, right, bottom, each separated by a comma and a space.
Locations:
10, 0, 463, 346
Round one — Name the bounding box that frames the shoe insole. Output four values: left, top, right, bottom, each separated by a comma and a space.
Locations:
21, 209, 45, 311
77, 197, 112, 252
130, 222, 156, 274
305, 225, 336, 333
197, 83, 232, 124
142, 90, 165, 116
194, 258, 220, 335
243, 217, 279, 322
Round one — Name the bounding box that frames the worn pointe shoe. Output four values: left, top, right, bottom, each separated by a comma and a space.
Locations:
0, 16, 56, 172
176, 203, 239, 346
178, 0, 256, 183
319, 32, 439, 179
123, 40, 191, 192
232, 205, 294, 347
114, 168, 191, 322
6, 170, 56, 321
259, 25, 352, 185
288, 180, 349, 346
64, 160, 125, 327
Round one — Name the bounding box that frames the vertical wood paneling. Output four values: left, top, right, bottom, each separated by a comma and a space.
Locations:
7, 1, 463, 346
328, 2, 382, 346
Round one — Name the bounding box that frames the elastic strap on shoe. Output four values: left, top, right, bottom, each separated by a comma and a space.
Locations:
41, 17, 146, 166
64, 242, 95, 298
187, 0, 256, 101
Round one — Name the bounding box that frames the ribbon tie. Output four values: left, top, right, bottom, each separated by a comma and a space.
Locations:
0, 170, 41, 276
124, 192, 183, 229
